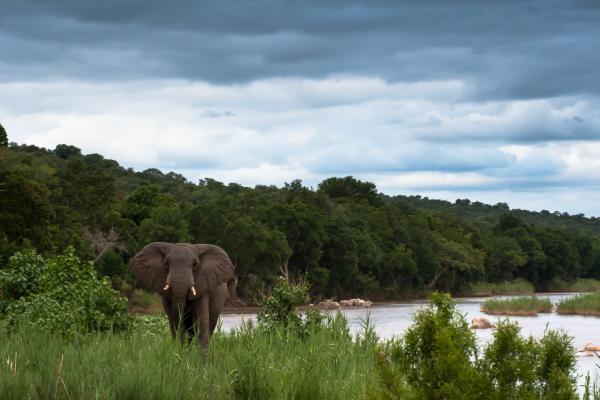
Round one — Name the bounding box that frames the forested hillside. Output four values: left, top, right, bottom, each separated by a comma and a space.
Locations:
2, 141, 600, 300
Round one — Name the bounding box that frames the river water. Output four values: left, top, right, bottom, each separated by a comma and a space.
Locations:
221, 293, 600, 386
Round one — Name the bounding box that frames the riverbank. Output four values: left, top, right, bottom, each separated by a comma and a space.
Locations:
127, 280, 600, 316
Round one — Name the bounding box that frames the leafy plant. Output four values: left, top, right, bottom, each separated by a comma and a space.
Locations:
256, 277, 326, 337
374, 292, 578, 400
0, 247, 131, 335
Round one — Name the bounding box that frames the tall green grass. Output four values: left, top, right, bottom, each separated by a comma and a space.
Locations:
549, 279, 600, 293
464, 278, 534, 297
0, 314, 378, 400
557, 292, 600, 316
481, 296, 553, 316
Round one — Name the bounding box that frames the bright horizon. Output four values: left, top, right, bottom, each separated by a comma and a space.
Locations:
2, 1, 600, 216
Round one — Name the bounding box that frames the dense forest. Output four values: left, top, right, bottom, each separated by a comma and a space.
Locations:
2, 134, 600, 300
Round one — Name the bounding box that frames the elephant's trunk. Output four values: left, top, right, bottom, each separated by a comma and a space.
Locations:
170, 271, 194, 323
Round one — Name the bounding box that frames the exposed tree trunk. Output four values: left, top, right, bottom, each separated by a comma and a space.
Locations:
280, 260, 290, 282
428, 262, 449, 289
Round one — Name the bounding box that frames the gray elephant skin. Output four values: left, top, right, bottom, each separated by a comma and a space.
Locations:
130, 242, 235, 347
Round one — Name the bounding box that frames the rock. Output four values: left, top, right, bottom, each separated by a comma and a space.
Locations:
577, 351, 597, 357
578, 343, 600, 352
317, 299, 340, 310
336, 298, 374, 308
470, 317, 495, 329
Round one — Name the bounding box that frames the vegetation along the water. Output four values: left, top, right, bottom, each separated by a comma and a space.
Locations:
480, 296, 553, 316
2, 275, 599, 400
557, 292, 600, 316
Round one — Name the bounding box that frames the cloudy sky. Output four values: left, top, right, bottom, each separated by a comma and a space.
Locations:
2, 0, 600, 215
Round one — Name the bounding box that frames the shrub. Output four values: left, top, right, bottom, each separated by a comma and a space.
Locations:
0, 247, 131, 335
257, 277, 326, 336
375, 292, 578, 400
391, 292, 488, 399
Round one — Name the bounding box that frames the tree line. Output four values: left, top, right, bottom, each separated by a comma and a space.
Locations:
2, 140, 600, 300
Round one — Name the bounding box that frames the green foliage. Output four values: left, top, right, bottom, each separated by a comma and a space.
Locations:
4, 142, 600, 300
0, 248, 131, 335
138, 204, 191, 244
95, 249, 128, 279
0, 122, 7, 147
464, 278, 535, 296
481, 296, 553, 316
392, 292, 486, 399
375, 293, 578, 399
256, 277, 327, 337
549, 278, 600, 293
0, 314, 377, 400
557, 291, 600, 316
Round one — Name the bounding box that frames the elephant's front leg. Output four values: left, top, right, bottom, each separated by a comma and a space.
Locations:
192, 293, 210, 349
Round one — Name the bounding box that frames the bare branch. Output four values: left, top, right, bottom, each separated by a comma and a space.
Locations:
82, 227, 127, 261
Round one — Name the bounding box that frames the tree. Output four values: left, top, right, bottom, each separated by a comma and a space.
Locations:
271, 197, 327, 275
318, 176, 380, 205
138, 204, 191, 245
120, 185, 162, 226
0, 122, 7, 147
53, 144, 81, 159
0, 171, 52, 260
52, 159, 117, 228
220, 214, 291, 297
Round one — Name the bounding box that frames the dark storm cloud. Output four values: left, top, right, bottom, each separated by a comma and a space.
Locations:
2, 0, 599, 100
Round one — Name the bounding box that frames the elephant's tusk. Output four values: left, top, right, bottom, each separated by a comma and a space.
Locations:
191, 287, 197, 296
163, 284, 170, 291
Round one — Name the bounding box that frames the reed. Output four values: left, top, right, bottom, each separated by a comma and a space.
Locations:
557, 292, 600, 316
481, 296, 553, 316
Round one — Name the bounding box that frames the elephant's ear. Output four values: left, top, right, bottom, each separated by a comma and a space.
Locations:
130, 242, 171, 294
191, 244, 235, 295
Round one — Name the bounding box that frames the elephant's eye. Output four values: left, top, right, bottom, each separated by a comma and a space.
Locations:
165, 260, 170, 267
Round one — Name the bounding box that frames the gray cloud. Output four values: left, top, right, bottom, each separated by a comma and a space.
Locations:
3, 0, 600, 214
1, 0, 600, 101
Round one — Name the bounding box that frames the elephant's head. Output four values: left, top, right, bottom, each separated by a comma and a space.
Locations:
130, 242, 234, 316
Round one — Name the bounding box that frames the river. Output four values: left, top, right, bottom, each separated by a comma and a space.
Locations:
221, 293, 600, 386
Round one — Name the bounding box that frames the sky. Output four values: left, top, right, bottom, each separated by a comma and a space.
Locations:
2, 0, 600, 215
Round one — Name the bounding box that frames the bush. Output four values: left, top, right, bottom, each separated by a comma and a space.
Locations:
0, 247, 131, 335
391, 292, 487, 399
257, 277, 326, 336
374, 292, 578, 399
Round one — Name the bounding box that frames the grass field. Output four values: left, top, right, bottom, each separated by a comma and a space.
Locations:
480, 296, 553, 316
0, 314, 379, 400
465, 279, 535, 297
557, 292, 600, 316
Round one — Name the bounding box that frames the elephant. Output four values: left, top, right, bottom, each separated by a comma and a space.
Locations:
130, 242, 235, 348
